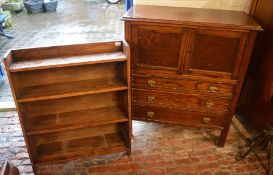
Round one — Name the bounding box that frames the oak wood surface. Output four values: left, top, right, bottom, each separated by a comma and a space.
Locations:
0, 162, 19, 175
3, 48, 36, 168
123, 5, 262, 31
31, 124, 122, 145
132, 74, 235, 98
133, 104, 226, 129
218, 31, 257, 146
9, 52, 126, 72
34, 131, 127, 164
26, 106, 128, 135
21, 91, 125, 117
4, 41, 132, 168
132, 88, 231, 112
17, 78, 127, 102
1, 162, 9, 175
11, 41, 123, 61
14, 61, 124, 89
238, 0, 273, 130
124, 5, 261, 146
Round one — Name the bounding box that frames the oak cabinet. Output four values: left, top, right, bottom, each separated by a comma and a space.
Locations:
123, 5, 262, 146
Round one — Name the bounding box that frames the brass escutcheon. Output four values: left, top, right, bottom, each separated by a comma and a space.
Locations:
206, 102, 214, 108
147, 96, 156, 102
203, 117, 211, 123
147, 111, 155, 118
208, 86, 218, 93
147, 80, 156, 87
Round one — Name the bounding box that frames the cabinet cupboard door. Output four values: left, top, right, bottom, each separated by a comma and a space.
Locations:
185, 29, 248, 79
132, 25, 182, 75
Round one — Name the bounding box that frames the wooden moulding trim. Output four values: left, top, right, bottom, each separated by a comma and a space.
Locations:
123, 18, 263, 31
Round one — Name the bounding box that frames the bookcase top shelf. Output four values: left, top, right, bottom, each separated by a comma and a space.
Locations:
17, 78, 127, 103
5, 41, 129, 72
9, 52, 127, 72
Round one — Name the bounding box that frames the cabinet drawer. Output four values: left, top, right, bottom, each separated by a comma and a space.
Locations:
132, 75, 234, 98
132, 89, 231, 112
133, 105, 226, 128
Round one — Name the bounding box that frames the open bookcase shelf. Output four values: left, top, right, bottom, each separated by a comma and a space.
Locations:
4, 41, 131, 169
26, 106, 128, 135
17, 78, 127, 102
31, 124, 129, 165
9, 52, 127, 72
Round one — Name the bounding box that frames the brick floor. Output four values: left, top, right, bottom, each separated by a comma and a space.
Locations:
0, 0, 124, 103
0, 110, 269, 175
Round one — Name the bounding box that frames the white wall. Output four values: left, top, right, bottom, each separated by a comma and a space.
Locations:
134, 0, 252, 12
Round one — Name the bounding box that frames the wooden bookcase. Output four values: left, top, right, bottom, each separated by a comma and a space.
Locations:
4, 41, 131, 167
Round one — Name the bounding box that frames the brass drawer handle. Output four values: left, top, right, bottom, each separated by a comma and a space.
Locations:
147, 111, 154, 118
206, 102, 214, 108
208, 86, 218, 93
147, 96, 156, 102
147, 80, 156, 87
203, 117, 211, 123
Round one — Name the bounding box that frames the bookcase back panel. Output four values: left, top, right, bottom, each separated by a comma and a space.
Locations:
21, 91, 126, 117
15, 62, 124, 89
12, 41, 123, 62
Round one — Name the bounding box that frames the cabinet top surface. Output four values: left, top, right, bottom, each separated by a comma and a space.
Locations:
123, 5, 262, 31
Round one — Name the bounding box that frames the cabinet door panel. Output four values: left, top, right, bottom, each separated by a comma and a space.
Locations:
132, 25, 182, 74
192, 35, 239, 72
187, 29, 248, 79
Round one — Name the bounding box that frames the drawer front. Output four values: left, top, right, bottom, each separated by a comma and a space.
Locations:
133, 105, 226, 128
132, 89, 231, 112
132, 75, 234, 97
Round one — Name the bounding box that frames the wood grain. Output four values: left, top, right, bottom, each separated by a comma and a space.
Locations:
133, 104, 226, 129
132, 75, 235, 98
238, 0, 273, 130
0, 161, 19, 175
17, 78, 127, 102
4, 41, 132, 167
26, 106, 128, 135
10, 52, 126, 72
132, 88, 231, 112
34, 131, 127, 164
123, 5, 262, 31
11, 41, 123, 61
124, 5, 261, 147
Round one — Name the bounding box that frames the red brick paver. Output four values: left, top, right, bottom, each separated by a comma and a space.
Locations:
0, 111, 269, 175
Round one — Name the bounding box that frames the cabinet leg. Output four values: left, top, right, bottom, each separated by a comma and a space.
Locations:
269, 138, 273, 175
127, 148, 132, 157
218, 128, 230, 147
